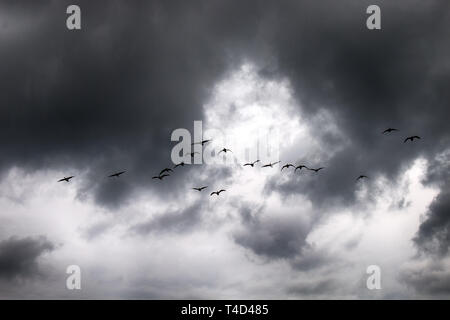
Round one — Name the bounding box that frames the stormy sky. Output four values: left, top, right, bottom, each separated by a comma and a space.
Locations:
1, 0, 450, 299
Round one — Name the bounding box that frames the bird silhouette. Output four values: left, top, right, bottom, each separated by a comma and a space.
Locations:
192, 139, 211, 146
281, 164, 295, 171
185, 152, 200, 159
243, 160, 260, 167
193, 186, 208, 192
210, 189, 226, 196
58, 176, 74, 182
218, 148, 232, 154
294, 165, 309, 172
173, 162, 185, 168
108, 171, 126, 178
356, 175, 369, 181
262, 161, 280, 168
404, 136, 421, 143
152, 174, 170, 180
308, 167, 324, 173
383, 128, 399, 134
159, 168, 173, 175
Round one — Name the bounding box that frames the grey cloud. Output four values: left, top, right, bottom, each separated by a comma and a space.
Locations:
233, 213, 310, 260
1, 0, 450, 215
260, 0, 450, 212
414, 189, 450, 255
0, 0, 256, 208
0, 236, 55, 280
1, 0, 450, 299
401, 260, 450, 296
80, 221, 113, 240
254, 0, 450, 262
130, 201, 204, 235
414, 151, 450, 255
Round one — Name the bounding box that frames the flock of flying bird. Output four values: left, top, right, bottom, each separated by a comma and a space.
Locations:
57, 128, 421, 196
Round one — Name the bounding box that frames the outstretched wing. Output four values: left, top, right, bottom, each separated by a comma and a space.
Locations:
160, 168, 172, 175
109, 171, 125, 177
383, 128, 397, 134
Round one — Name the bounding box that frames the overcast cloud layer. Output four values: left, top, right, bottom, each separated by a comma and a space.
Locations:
0, 0, 449, 299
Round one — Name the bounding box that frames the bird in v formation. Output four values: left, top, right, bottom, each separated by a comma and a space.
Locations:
218, 148, 232, 154
152, 174, 170, 180
59, 127, 421, 191
58, 176, 74, 182
404, 135, 421, 143
193, 186, 208, 192
243, 160, 260, 167
108, 171, 126, 178
262, 161, 280, 168
210, 189, 226, 196
383, 128, 398, 134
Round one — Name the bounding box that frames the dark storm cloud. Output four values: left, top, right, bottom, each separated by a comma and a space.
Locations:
233, 205, 333, 271
263, 0, 450, 208
414, 153, 450, 254
233, 213, 310, 259
414, 190, 450, 255
401, 261, 450, 296
0, 236, 54, 280
1, 0, 450, 260
254, 0, 450, 258
231, 201, 334, 270
0, 0, 262, 207
290, 247, 331, 272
